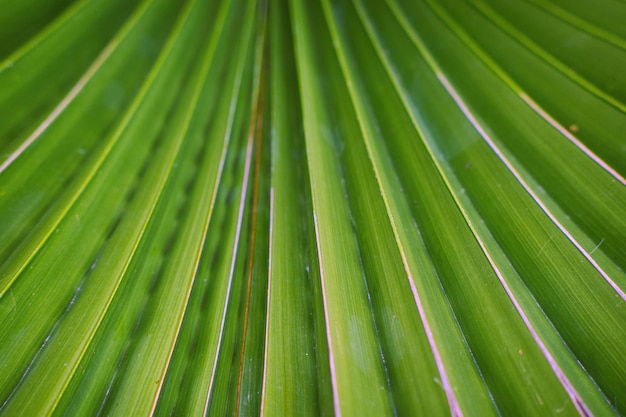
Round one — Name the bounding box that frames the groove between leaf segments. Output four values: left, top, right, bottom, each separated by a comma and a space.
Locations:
310, 211, 340, 417
259, 187, 274, 417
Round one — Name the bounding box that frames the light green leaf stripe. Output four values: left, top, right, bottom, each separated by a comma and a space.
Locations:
289, 0, 395, 415
261, 2, 333, 416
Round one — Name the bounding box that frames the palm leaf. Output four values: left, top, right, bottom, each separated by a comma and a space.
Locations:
0, 0, 625, 415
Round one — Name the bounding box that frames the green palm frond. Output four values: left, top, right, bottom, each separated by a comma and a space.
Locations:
1, 0, 625, 415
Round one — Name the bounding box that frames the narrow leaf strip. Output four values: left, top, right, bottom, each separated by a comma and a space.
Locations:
261, 1, 330, 414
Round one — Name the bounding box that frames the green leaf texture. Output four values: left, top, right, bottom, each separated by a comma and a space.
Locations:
1, 0, 625, 415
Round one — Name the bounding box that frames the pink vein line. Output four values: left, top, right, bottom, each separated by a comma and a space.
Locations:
455, 197, 593, 416
520, 93, 626, 186
259, 187, 274, 417
437, 72, 626, 302
0, 41, 117, 174
401, 265, 463, 416
203, 123, 255, 416
311, 210, 341, 417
